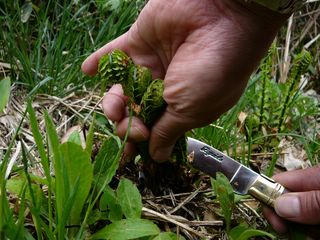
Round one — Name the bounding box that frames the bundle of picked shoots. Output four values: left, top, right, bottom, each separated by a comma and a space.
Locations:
99, 49, 189, 193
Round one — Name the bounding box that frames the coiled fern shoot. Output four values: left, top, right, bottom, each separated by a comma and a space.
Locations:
98, 49, 187, 164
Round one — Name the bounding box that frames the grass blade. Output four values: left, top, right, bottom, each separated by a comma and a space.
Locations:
85, 113, 96, 156
44, 110, 68, 238
0, 76, 11, 113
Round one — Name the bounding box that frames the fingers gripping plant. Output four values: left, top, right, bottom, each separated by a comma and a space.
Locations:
98, 49, 187, 168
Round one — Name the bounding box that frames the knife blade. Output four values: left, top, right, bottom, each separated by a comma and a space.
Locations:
187, 137, 288, 208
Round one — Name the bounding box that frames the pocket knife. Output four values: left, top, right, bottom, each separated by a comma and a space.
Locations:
187, 137, 289, 208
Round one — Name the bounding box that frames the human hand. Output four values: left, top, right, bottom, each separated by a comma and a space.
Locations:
82, 0, 287, 162
263, 166, 320, 236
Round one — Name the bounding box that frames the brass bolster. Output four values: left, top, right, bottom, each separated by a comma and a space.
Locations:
248, 174, 287, 208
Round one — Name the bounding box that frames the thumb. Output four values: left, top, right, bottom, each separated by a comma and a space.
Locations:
275, 191, 320, 224
149, 108, 191, 163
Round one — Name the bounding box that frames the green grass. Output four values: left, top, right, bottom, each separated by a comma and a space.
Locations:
0, 0, 319, 239
0, 0, 139, 96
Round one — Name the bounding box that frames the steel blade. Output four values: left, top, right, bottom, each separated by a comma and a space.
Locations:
187, 137, 259, 195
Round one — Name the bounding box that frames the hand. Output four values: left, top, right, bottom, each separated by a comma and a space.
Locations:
82, 0, 287, 162
263, 166, 320, 235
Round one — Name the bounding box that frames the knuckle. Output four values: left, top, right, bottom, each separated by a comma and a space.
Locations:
310, 191, 320, 212
152, 125, 172, 142
302, 191, 320, 220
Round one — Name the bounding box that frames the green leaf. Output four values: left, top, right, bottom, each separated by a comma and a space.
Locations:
94, 138, 120, 186
85, 114, 96, 156
229, 224, 275, 240
67, 130, 82, 146
116, 178, 142, 219
0, 77, 11, 113
44, 111, 67, 236
27, 101, 51, 182
92, 219, 160, 240
20, 1, 33, 23
6, 175, 44, 203
100, 186, 123, 222
152, 232, 186, 240
59, 142, 93, 225
212, 172, 235, 233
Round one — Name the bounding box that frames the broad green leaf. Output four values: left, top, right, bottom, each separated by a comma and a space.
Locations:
59, 142, 93, 225
6, 175, 44, 203
212, 172, 235, 233
100, 186, 123, 222
92, 219, 160, 240
0, 77, 11, 113
94, 138, 120, 186
116, 178, 142, 219
152, 232, 186, 240
229, 224, 275, 240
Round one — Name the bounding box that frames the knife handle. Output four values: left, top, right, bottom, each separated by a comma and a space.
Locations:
248, 174, 289, 208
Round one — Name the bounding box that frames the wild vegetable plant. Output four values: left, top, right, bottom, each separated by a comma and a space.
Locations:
98, 49, 188, 193
212, 173, 275, 239
0, 101, 180, 239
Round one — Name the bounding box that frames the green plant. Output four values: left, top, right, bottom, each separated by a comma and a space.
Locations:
0, 77, 11, 113
0, 0, 140, 96
212, 173, 275, 239
1, 100, 188, 239
277, 50, 312, 133
98, 49, 187, 163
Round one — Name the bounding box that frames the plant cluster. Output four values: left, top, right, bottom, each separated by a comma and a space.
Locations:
0, 101, 183, 239
98, 49, 187, 164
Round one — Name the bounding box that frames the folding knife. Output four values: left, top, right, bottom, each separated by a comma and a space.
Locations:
187, 137, 289, 208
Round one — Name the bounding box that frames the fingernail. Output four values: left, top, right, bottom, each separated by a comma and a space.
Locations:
275, 195, 301, 218
153, 147, 172, 163
131, 126, 148, 142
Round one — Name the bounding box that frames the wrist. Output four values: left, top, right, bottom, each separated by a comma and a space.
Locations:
222, 0, 289, 31
242, 0, 304, 14
228, 0, 289, 30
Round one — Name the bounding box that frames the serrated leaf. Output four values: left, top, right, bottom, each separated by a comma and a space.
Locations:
92, 219, 160, 240
0, 77, 11, 113
116, 178, 142, 219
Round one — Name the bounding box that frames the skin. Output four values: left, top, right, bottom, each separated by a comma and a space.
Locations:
263, 166, 320, 235
82, 0, 320, 235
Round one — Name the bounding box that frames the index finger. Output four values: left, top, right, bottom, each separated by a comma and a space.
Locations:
273, 166, 320, 192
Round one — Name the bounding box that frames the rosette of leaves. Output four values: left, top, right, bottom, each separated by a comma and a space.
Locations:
98, 49, 187, 165
98, 49, 133, 95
